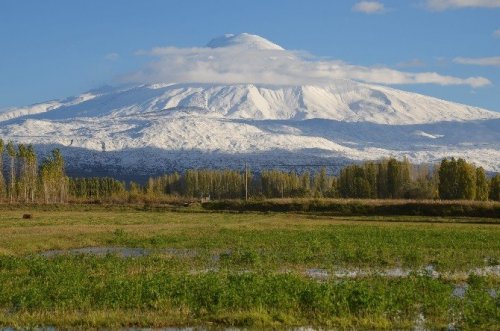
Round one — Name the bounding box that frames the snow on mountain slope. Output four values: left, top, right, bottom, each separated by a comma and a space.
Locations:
0, 81, 499, 173
0, 82, 498, 174
207, 33, 284, 50
0, 93, 97, 122
0, 33, 499, 175
2, 82, 497, 124
3, 113, 498, 175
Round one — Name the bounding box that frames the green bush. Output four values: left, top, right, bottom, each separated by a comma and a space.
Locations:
203, 199, 500, 218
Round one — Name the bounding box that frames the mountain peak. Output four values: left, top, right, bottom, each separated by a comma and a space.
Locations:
206, 33, 284, 50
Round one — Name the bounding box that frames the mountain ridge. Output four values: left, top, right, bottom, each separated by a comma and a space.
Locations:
1, 82, 497, 125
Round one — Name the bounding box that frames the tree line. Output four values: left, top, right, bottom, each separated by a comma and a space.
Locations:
139, 158, 498, 201
0, 138, 499, 203
0, 140, 67, 203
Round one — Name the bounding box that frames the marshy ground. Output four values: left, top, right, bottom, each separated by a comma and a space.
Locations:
0, 204, 498, 329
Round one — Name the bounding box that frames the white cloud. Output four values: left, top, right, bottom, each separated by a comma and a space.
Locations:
352, 1, 386, 13
454, 56, 500, 66
104, 53, 120, 61
124, 42, 491, 88
426, 0, 500, 10
494, 29, 500, 38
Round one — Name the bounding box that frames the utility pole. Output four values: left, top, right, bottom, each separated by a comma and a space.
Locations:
245, 162, 248, 201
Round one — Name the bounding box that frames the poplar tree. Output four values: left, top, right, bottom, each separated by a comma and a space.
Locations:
387, 158, 400, 198
313, 167, 329, 197
475, 167, 489, 201
6, 141, 16, 202
386, 158, 410, 198
364, 162, 378, 198
405, 163, 437, 199
69, 177, 125, 199
338, 163, 377, 198
438, 158, 454, 199
40, 149, 67, 203
17, 144, 28, 202
300, 171, 311, 195
456, 158, 476, 200
376, 161, 389, 199
489, 175, 500, 201
0, 139, 5, 200
26, 145, 38, 202
439, 158, 477, 200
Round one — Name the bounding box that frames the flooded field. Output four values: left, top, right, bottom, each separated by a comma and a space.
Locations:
39, 246, 500, 281
0, 206, 498, 329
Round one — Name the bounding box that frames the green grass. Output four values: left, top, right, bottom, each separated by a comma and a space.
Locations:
0, 256, 498, 329
0, 207, 498, 271
0, 205, 498, 328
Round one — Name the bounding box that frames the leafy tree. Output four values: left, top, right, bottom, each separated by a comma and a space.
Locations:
456, 158, 476, 200
0, 139, 5, 200
405, 163, 438, 199
475, 167, 489, 201
26, 145, 38, 202
40, 149, 68, 203
439, 158, 477, 200
6, 141, 16, 202
489, 175, 500, 201
364, 162, 378, 198
438, 159, 454, 199
69, 177, 125, 200
338, 164, 371, 198
313, 167, 329, 197
300, 171, 311, 195
376, 162, 388, 199
17, 144, 28, 201
129, 181, 143, 195
386, 158, 410, 198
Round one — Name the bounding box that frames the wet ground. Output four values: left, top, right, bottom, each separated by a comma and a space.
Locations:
40, 246, 197, 258
38, 246, 500, 281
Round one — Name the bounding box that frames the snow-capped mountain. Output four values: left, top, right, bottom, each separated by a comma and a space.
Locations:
0, 34, 499, 177
207, 33, 284, 50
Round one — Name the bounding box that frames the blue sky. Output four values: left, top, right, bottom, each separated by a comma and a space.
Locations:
1, 0, 499, 111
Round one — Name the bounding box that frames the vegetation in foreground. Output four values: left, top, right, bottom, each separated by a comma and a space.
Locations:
1, 256, 498, 329
0, 208, 498, 328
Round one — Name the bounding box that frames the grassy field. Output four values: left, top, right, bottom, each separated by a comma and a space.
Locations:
0, 205, 498, 329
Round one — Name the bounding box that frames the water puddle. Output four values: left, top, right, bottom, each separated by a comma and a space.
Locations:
413, 312, 426, 331
304, 265, 500, 280
305, 268, 329, 279
40, 247, 197, 258
452, 284, 468, 298
38, 247, 500, 281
